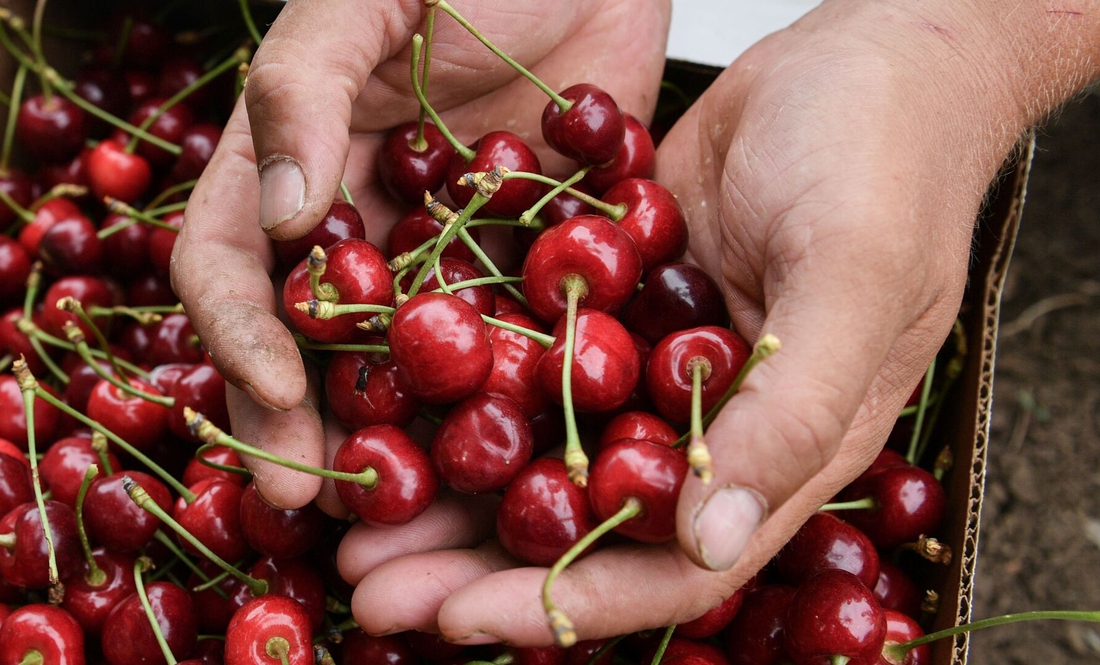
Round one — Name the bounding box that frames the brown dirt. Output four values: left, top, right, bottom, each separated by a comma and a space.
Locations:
969, 94, 1100, 665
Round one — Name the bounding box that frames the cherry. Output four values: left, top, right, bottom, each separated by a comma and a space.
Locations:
39, 148, 91, 192
522, 215, 642, 324
497, 457, 598, 566
17, 198, 86, 257
86, 376, 170, 452
0, 237, 32, 306
60, 548, 137, 637
0, 500, 82, 588
114, 17, 171, 67
597, 411, 677, 452
872, 561, 922, 620
148, 312, 205, 366
504, 645, 568, 665
378, 121, 458, 204
39, 436, 122, 507
0, 169, 34, 228
149, 362, 194, 396
230, 556, 327, 629
183, 444, 247, 488
102, 580, 198, 665
647, 638, 731, 665
88, 139, 153, 203
585, 114, 657, 194
274, 199, 365, 268
388, 292, 494, 404
877, 610, 929, 665
481, 312, 551, 418
541, 84, 625, 166
623, 262, 731, 346
775, 513, 880, 590
837, 465, 947, 550
0, 453, 33, 519
168, 363, 230, 442
0, 309, 46, 377
224, 595, 312, 665
148, 209, 185, 276
17, 95, 87, 165
601, 179, 688, 272
588, 438, 688, 543
159, 57, 215, 109
784, 570, 887, 665
387, 207, 479, 265
400, 257, 495, 316
0, 374, 61, 452
100, 212, 153, 278
167, 123, 222, 184
125, 70, 159, 106
405, 631, 467, 661
239, 481, 327, 559
128, 98, 195, 169
538, 181, 600, 227
538, 309, 640, 413
325, 349, 420, 431
645, 326, 751, 423
565, 639, 617, 665
84, 471, 172, 552
75, 67, 131, 136
446, 131, 543, 217
431, 393, 533, 493
188, 559, 248, 634
340, 629, 417, 664
0, 604, 84, 665
174, 479, 249, 563
332, 424, 439, 525
127, 271, 178, 307
724, 585, 797, 665
677, 588, 747, 639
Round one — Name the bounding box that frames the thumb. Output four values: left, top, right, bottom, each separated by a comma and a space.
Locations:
246, 0, 421, 240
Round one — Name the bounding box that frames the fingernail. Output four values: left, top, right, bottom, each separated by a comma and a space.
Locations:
450, 631, 501, 646
691, 484, 767, 571
243, 381, 286, 412
258, 157, 305, 231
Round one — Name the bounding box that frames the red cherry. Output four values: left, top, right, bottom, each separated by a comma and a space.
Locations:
388, 292, 494, 404
127, 271, 178, 307
325, 349, 420, 431
588, 438, 688, 543
125, 70, 158, 106
649, 638, 731, 665
645, 326, 751, 423
86, 376, 170, 452
84, 471, 172, 552
174, 479, 249, 563
88, 139, 153, 203
0, 454, 32, 519
39, 148, 91, 192
0, 169, 34, 228
60, 548, 137, 637
585, 114, 656, 194
0, 374, 61, 452
340, 629, 418, 664
597, 411, 677, 453
115, 18, 170, 67
148, 210, 184, 276
623, 262, 730, 345
677, 588, 746, 639
39, 435, 122, 507
496, 457, 598, 566
188, 559, 248, 634
239, 482, 327, 559
127, 97, 195, 168
40, 275, 113, 340
0, 237, 32, 307
538, 309, 640, 413
724, 585, 797, 665
400, 258, 495, 316
378, 121, 458, 204
183, 445, 248, 488
225, 595, 312, 665
481, 312, 550, 418
541, 84, 625, 166
167, 123, 222, 184
230, 557, 327, 629
784, 570, 887, 665
0, 501, 82, 588
159, 57, 217, 110
148, 312, 204, 366
876, 610, 929, 665
333, 425, 439, 526
274, 200, 365, 268
0, 604, 84, 665
0, 309, 46, 377
16, 95, 86, 164
431, 393, 533, 494
99, 212, 152, 278
775, 512, 880, 589
565, 639, 617, 665
601, 178, 688, 272
387, 207, 479, 264
75, 67, 130, 136
446, 131, 543, 217
837, 465, 946, 550
872, 561, 922, 619
168, 363, 230, 442
536, 181, 600, 228
17, 198, 85, 257
102, 581, 199, 665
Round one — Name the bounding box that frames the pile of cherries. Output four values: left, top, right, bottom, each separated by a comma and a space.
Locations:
0, 2, 982, 664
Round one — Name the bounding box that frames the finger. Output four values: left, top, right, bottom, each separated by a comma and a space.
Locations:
337, 490, 499, 585
352, 542, 517, 636
314, 413, 351, 519
245, 0, 422, 239
171, 97, 306, 411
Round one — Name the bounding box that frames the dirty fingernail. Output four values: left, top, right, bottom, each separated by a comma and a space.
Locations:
450, 631, 501, 646
258, 157, 305, 231
692, 485, 766, 571
243, 381, 286, 412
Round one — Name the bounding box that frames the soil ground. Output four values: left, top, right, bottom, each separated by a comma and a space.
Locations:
969, 94, 1100, 665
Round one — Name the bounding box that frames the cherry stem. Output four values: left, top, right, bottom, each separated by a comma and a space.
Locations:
125, 49, 249, 155
89, 303, 181, 325
96, 216, 138, 240
152, 531, 220, 591
125, 476, 268, 597
30, 184, 88, 211
905, 358, 936, 465
111, 15, 132, 68
59, 298, 130, 381
12, 359, 61, 588
818, 497, 876, 512
134, 558, 180, 665
184, 407, 380, 488
519, 167, 591, 227
307, 246, 339, 303
75, 463, 107, 586
503, 171, 627, 220
457, 227, 529, 307
412, 7, 436, 149
236, 0, 263, 44
295, 300, 395, 321
266, 638, 291, 665
67, 327, 174, 407
886, 610, 1100, 660
0, 354, 10, 374
18, 319, 149, 379
409, 34, 474, 161
915, 319, 967, 463
194, 444, 253, 478
190, 566, 233, 592
339, 181, 355, 206
407, 185, 494, 298
466, 217, 545, 230
90, 432, 114, 474
543, 497, 642, 648
16, 651, 44, 665
144, 179, 198, 211
830, 656, 850, 665
292, 335, 390, 354
481, 315, 554, 348
31, 385, 195, 501
650, 624, 677, 665
104, 198, 183, 232
699, 334, 781, 431
0, 184, 33, 223
30, 0, 46, 76
900, 535, 953, 565
0, 63, 26, 172
687, 358, 714, 484
560, 274, 590, 487
585, 635, 628, 665
430, 0, 571, 111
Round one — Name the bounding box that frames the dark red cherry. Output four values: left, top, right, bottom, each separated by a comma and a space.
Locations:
0, 604, 84, 665
85, 471, 172, 552
877, 610, 929, 665
624, 262, 730, 345
188, 559, 247, 634
60, 548, 137, 637
125, 70, 158, 105
39, 148, 91, 192
538, 309, 640, 413
0, 309, 45, 377
775, 513, 880, 589
224, 594, 312, 665
128, 97, 195, 168
39, 436, 122, 507
565, 639, 616, 665
115, 18, 170, 67
446, 131, 543, 217
0, 374, 61, 452
646, 326, 751, 423
0, 169, 34, 228
648, 638, 730, 665
597, 411, 677, 453
40, 275, 113, 339
148, 209, 184, 275
400, 257, 495, 316
541, 84, 625, 166
18, 197, 85, 257
340, 629, 417, 664
602, 179, 688, 272
388, 292, 494, 404
100, 212, 152, 278
497, 457, 599, 566
167, 123, 222, 185
174, 479, 249, 563
86, 376, 170, 452
723, 585, 796, 665
677, 588, 746, 639
431, 393, 533, 494
88, 139, 152, 203
405, 631, 466, 661
0, 453, 32, 519
274, 199, 365, 268
239, 482, 327, 559
17, 95, 86, 164
481, 312, 550, 418
75, 67, 130, 137
333, 425, 439, 526
387, 207, 479, 264
378, 121, 458, 204
540, 181, 600, 227
588, 438, 688, 543
522, 215, 642, 324
127, 271, 178, 307
183, 444, 247, 488
149, 312, 204, 366
585, 114, 656, 194
0, 500, 82, 588
0, 237, 32, 307
102, 581, 198, 665
159, 57, 216, 109
326, 349, 420, 431
872, 561, 922, 620
837, 465, 946, 550
232, 556, 327, 629
784, 570, 887, 665
169, 363, 230, 442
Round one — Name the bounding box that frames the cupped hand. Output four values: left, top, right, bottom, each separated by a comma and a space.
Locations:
170, 0, 670, 509
338, 0, 1031, 645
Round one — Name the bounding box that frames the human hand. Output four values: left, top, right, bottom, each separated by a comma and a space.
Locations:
170, 0, 670, 510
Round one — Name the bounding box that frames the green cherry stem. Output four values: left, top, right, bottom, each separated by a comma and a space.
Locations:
96, 216, 138, 240
111, 15, 132, 68
0, 184, 34, 224
543, 497, 642, 648
409, 34, 474, 162
0, 63, 26, 172
503, 171, 626, 221
519, 166, 590, 226
412, 7, 436, 149
292, 335, 390, 354
818, 497, 876, 512
466, 217, 545, 230
406, 181, 495, 298
914, 319, 968, 463
144, 201, 189, 217
30, 184, 88, 211
686, 358, 714, 484
585, 635, 628, 665
560, 275, 589, 487
18, 318, 149, 379
307, 246, 339, 303
126, 477, 268, 597
905, 358, 936, 465
152, 531, 217, 589
104, 198, 183, 232
134, 558, 179, 665
238, 0, 263, 46
58, 298, 130, 381
885, 611, 1100, 662
650, 624, 677, 665
339, 181, 355, 206
63, 323, 174, 407
90, 432, 114, 475
194, 444, 252, 479
0, 355, 11, 374
295, 300, 395, 321
480, 315, 554, 348
144, 179, 197, 211
430, 0, 571, 112
75, 463, 107, 586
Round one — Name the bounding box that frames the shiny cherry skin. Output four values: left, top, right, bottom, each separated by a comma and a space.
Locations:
114, 17, 170, 67
588, 438, 688, 543
431, 393, 533, 494
585, 114, 656, 194
40, 275, 114, 339
677, 588, 747, 639
85, 471, 172, 552
0, 374, 61, 452
0, 237, 32, 306
387, 207, 479, 264
283, 237, 394, 343
183, 444, 247, 488
225, 595, 312, 665
378, 120, 458, 204
188, 559, 247, 634
646, 326, 751, 423
124, 69, 158, 105
541, 84, 625, 166
88, 139, 152, 203
18, 198, 85, 258
99, 212, 152, 278
127, 271, 177, 307
602, 178, 688, 272
481, 312, 550, 418
650, 639, 731, 665
597, 411, 677, 453
388, 292, 494, 404
230, 557, 327, 629
497, 457, 599, 566
333, 425, 439, 526
102, 581, 198, 665
0, 309, 45, 377
174, 479, 248, 563
0, 453, 32, 518
145, 209, 185, 276
784, 570, 887, 665
167, 123, 222, 184
340, 630, 417, 664
877, 610, 929, 665
0, 604, 84, 665
872, 561, 922, 619
446, 130, 543, 217
40, 147, 91, 193
159, 57, 215, 109
565, 639, 616, 665
38, 213, 102, 276
0, 501, 82, 588
17, 95, 86, 164
838, 465, 947, 550
537, 181, 599, 228
168, 363, 230, 442
60, 548, 137, 636
325, 349, 420, 431
75, 67, 130, 136
239, 482, 327, 559
148, 362, 194, 396
860, 449, 910, 481
400, 258, 494, 316
522, 215, 643, 324
128, 98, 195, 168
538, 309, 640, 413
724, 585, 797, 665
274, 199, 365, 268
623, 262, 730, 345
86, 376, 170, 452
39, 435, 122, 507
775, 513, 880, 589
0, 169, 34, 228
149, 312, 205, 366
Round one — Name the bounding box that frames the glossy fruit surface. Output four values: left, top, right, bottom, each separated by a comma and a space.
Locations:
585, 114, 656, 193
775, 513, 880, 589
333, 425, 439, 525
85, 471, 171, 552
225, 595, 312, 665
587, 438, 688, 543
378, 121, 457, 203
0, 500, 82, 588
17, 95, 86, 164
102, 581, 198, 665
274, 199, 365, 268
602, 178, 688, 271
784, 570, 887, 665
446, 131, 543, 217
537, 309, 640, 413
541, 84, 625, 166
87, 139, 152, 203
497, 458, 598, 566
239, 481, 327, 559
646, 326, 751, 423
623, 262, 730, 345
838, 465, 946, 550
481, 312, 550, 418
0, 604, 85, 665
431, 393, 533, 493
